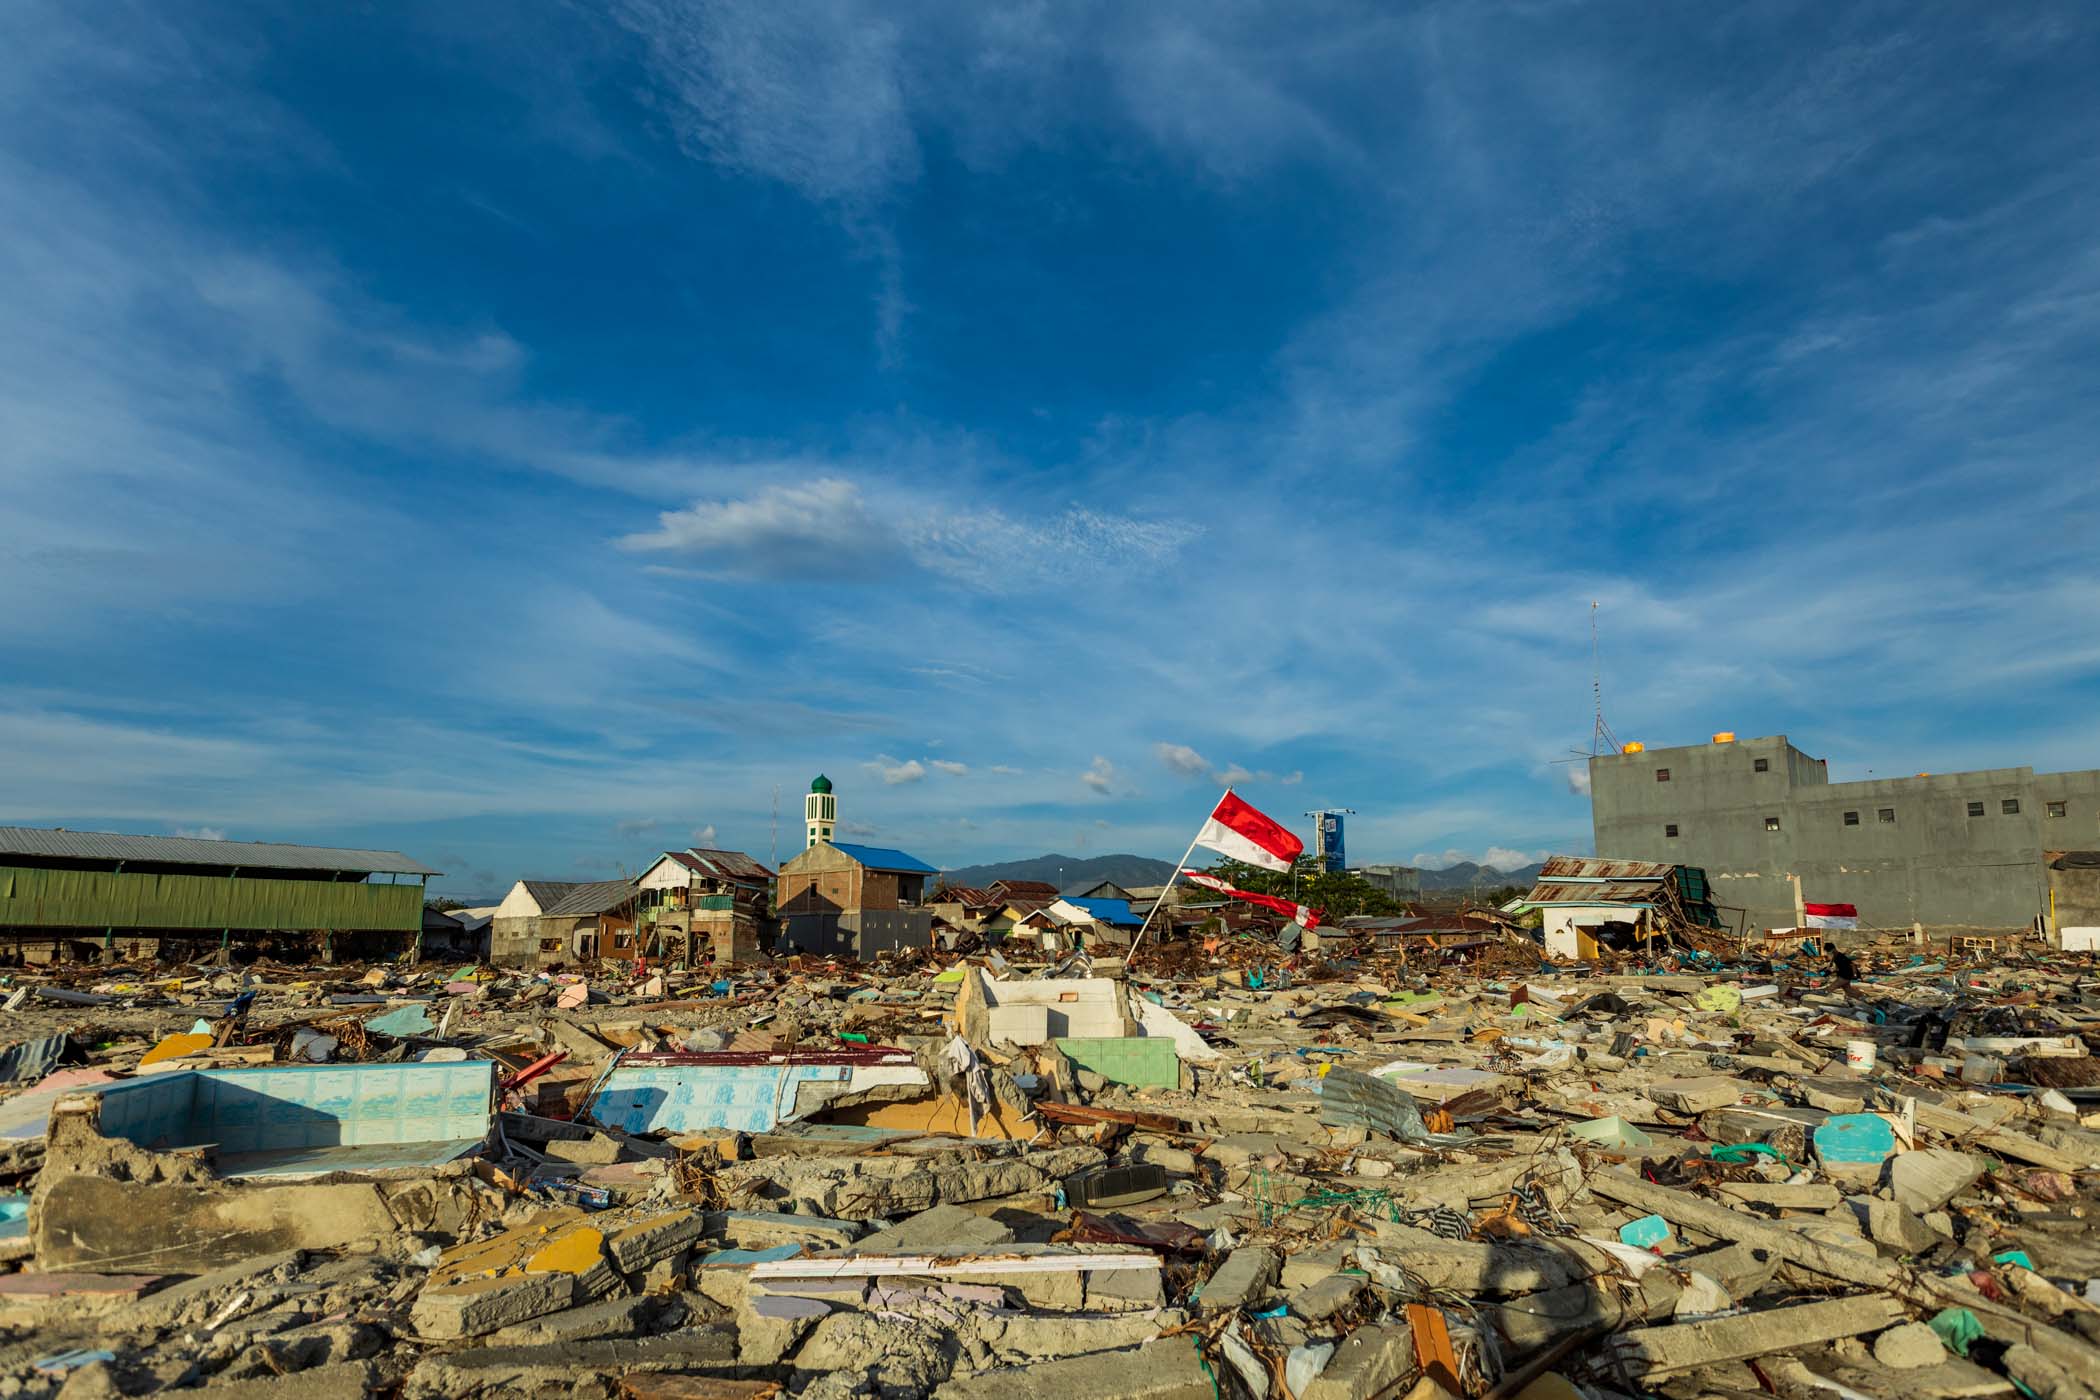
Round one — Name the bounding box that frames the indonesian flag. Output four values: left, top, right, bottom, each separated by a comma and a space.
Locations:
1182, 870, 1323, 930
1803, 902, 1859, 930
1193, 791, 1304, 873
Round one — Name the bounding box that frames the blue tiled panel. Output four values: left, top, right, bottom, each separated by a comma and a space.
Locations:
589, 1063, 852, 1134
91, 1062, 493, 1155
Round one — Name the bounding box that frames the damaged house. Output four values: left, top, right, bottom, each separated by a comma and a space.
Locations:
635, 847, 776, 966
776, 842, 938, 960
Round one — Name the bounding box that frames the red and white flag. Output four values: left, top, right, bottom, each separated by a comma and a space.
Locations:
1193, 791, 1304, 873
1803, 902, 1859, 930
1182, 871, 1323, 930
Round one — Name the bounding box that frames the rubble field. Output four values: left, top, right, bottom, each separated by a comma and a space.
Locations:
0, 932, 2096, 1400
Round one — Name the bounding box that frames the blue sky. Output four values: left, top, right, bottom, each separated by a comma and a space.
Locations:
6, 2, 2099, 898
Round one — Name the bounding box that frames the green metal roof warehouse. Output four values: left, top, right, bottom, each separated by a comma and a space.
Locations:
0, 827, 438, 942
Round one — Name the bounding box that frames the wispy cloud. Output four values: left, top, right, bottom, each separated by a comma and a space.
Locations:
866, 755, 927, 786
1080, 756, 1119, 795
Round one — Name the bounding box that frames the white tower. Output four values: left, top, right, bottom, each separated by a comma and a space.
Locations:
805, 774, 836, 848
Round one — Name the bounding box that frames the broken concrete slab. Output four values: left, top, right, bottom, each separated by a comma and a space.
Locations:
1198, 1245, 1279, 1312
932, 1338, 1213, 1399
1890, 1148, 1989, 1213
408, 1328, 741, 1392
1876, 1320, 1950, 1369
411, 1270, 576, 1340
857, 1202, 1016, 1253
1608, 1293, 1905, 1375
1302, 1323, 1415, 1400
1648, 1077, 1746, 1114
1290, 1272, 1367, 1323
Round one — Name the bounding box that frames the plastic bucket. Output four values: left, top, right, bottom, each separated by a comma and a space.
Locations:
1845, 1040, 1877, 1072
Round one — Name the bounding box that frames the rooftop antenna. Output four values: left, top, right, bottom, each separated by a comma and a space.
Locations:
1590, 600, 1622, 757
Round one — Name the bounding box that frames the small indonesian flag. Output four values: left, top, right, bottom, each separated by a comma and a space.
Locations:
1803, 902, 1859, 930
1182, 870, 1323, 930
1193, 791, 1304, 873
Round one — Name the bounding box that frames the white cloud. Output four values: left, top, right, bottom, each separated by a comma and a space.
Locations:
988, 764, 1023, 776
1565, 766, 1592, 795
929, 759, 969, 776
1153, 742, 1210, 777
692, 824, 718, 845
618, 478, 897, 580
1081, 755, 1118, 794
1411, 846, 1550, 873
867, 755, 927, 785
174, 826, 226, 841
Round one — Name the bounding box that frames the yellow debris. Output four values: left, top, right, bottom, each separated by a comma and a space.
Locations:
138, 1032, 214, 1067
525, 1226, 605, 1276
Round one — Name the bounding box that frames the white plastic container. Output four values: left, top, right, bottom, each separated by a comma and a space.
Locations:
1845, 1040, 1877, 1072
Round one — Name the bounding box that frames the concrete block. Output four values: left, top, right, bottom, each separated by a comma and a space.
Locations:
1648, 1078, 1745, 1114
412, 1271, 576, 1340
409, 1329, 740, 1392
487, 1291, 666, 1346
170, 1362, 376, 1399
1199, 1247, 1279, 1313
1303, 1323, 1415, 1400
738, 1293, 830, 1365
858, 1203, 1015, 1253
934, 1339, 1214, 1399
705, 1209, 861, 1250
1290, 1272, 1366, 1323
544, 1133, 625, 1164
1873, 1321, 1947, 1369
607, 1208, 709, 1271
1085, 1267, 1165, 1310
1865, 1198, 1939, 1254
1889, 1149, 1987, 1213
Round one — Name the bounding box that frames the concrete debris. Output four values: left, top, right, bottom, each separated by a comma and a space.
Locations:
0, 928, 2093, 1397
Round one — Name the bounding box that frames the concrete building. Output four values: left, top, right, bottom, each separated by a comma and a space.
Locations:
1590, 733, 2100, 933
776, 841, 937, 960
1348, 865, 1423, 903
0, 827, 437, 963
490, 880, 580, 967
536, 879, 641, 963
635, 847, 775, 965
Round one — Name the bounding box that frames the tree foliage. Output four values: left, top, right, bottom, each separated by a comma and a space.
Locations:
1193, 857, 1409, 919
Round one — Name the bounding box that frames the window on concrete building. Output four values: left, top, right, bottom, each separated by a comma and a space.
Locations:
1878, 808, 1896, 823
1665, 824, 1679, 838
1754, 757, 1769, 772
1764, 815, 1781, 831
2047, 801, 2067, 818
1843, 811, 1859, 826
1656, 768, 1671, 782
2002, 798, 2020, 815
1967, 801, 1985, 817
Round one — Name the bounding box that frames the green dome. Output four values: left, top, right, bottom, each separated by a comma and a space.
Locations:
810, 774, 832, 794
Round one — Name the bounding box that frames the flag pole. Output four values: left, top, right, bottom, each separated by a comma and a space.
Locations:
1130, 788, 1229, 965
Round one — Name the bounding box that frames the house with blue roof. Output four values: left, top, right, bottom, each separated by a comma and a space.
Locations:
775, 778, 939, 959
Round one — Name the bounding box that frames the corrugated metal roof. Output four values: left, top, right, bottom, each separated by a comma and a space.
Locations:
668, 848, 776, 885
0, 826, 439, 876
518, 880, 582, 912
540, 878, 639, 917
1535, 855, 1674, 880
1524, 881, 1661, 905
830, 842, 938, 875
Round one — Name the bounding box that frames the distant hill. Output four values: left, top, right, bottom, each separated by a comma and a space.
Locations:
940, 852, 1178, 892
1417, 860, 1545, 891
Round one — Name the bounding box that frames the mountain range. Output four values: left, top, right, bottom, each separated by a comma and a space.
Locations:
939, 852, 1543, 893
